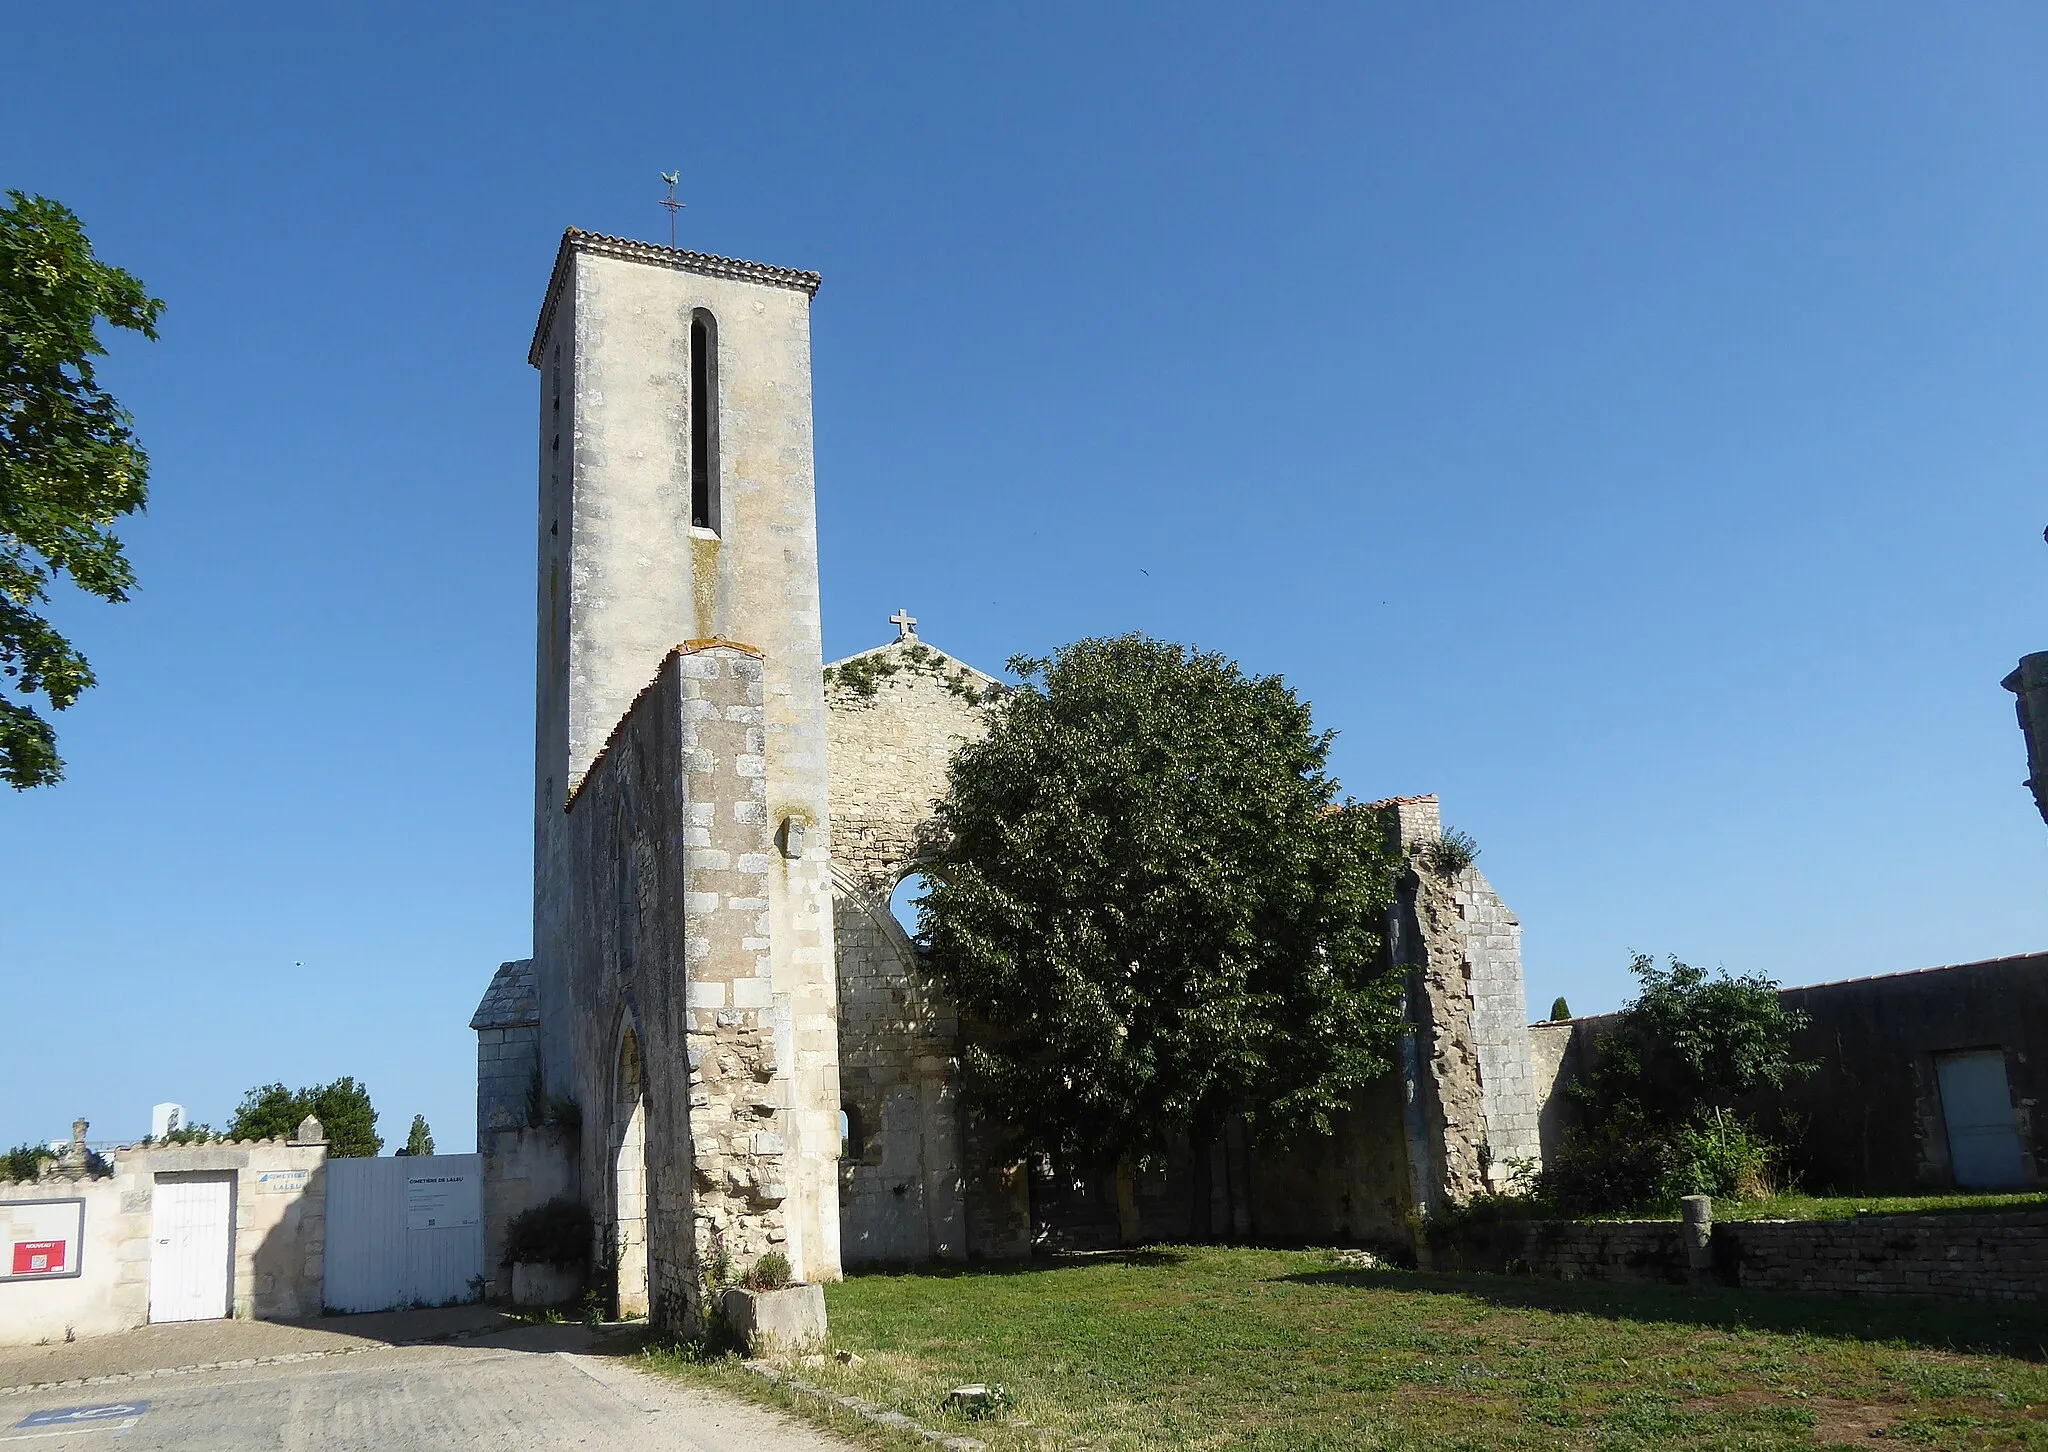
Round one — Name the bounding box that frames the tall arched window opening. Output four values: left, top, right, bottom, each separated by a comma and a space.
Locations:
690, 310, 719, 531
889, 871, 931, 947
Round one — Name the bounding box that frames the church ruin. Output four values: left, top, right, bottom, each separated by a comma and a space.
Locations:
473, 230, 1546, 1327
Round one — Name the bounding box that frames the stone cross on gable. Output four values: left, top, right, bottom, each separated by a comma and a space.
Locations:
890, 609, 917, 641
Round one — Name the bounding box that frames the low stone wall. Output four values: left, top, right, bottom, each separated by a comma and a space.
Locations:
1424, 1207, 2048, 1303
1719, 1211, 2048, 1302
0, 1136, 328, 1345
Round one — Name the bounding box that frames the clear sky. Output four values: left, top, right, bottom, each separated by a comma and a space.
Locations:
4, 3, 2045, 1153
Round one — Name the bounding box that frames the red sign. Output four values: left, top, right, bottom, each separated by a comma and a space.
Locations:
11, 1240, 67, 1276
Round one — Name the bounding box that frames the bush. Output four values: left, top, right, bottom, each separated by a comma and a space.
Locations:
741, 1251, 792, 1291
1420, 828, 1480, 876
1, 1144, 52, 1182
1531, 953, 1811, 1215
503, 1198, 593, 1266
1661, 1111, 1777, 1202
1535, 1112, 1674, 1215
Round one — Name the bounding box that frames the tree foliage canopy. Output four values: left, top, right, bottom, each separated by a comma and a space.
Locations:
228, 1077, 383, 1157
922, 634, 1406, 1188
1581, 954, 1813, 1128
0, 192, 161, 788
403, 1114, 434, 1158
1540, 954, 1813, 1211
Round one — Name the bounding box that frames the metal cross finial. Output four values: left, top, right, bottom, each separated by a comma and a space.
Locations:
890, 609, 918, 641
659, 170, 685, 248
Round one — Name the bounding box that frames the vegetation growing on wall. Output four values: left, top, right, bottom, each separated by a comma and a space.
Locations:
146, 1122, 220, 1146
1419, 827, 1480, 876
1, 1143, 53, 1181
921, 633, 1407, 1238
227, 1076, 383, 1157
524, 1064, 580, 1129
824, 643, 1000, 704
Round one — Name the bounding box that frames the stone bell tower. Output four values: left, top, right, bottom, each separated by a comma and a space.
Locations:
525, 229, 842, 1306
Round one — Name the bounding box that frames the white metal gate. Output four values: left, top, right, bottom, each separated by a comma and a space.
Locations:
1937, 1050, 2025, 1188
322, 1154, 483, 1313
149, 1174, 234, 1322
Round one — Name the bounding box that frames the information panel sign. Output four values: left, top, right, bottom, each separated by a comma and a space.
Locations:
404, 1171, 479, 1231
0, 1198, 86, 1282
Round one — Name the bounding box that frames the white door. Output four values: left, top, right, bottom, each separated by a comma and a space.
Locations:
149, 1176, 233, 1322
1937, 1050, 2026, 1189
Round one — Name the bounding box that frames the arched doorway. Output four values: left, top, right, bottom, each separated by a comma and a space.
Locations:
612, 1024, 649, 1318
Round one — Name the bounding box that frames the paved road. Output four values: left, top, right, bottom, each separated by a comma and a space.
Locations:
0, 1321, 855, 1451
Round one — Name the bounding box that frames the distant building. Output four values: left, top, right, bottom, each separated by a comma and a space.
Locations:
150, 1104, 185, 1140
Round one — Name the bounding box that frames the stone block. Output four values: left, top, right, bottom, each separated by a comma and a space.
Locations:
722, 1282, 826, 1357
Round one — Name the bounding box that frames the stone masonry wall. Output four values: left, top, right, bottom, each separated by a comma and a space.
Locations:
825, 634, 1001, 1264
0, 1136, 329, 1345
1383, 795, 1544, 1205
676, 643, 792, 1326
1457, 873, 1542, 1178
529, 236, 840, 1284
1427, 1208, 2048, 1304
563, 644, 813, 1332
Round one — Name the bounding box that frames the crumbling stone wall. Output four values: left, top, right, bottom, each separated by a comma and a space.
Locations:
825, 634, 1002, 1264
562, 643, 822, 1331
1384, 795, 1545, 1208
822, 665, 1544, 1256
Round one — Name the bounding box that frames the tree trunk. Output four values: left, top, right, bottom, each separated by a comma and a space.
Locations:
1188, 1113, 1218, 1243
1114, 1157, 1141, 1247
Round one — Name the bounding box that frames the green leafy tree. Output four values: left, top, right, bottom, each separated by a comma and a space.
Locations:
1542, 954, 1812, 1211
1549, 996, 1572, 1022
403, 1114, 434, 1157
1584, 954, 1812, 1127
922, 634, 1406, 1237
228, 1076, 383, 1157
0, 193, 162, 788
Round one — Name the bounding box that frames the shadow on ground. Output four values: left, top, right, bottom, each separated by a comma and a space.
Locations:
842, 1248, 1188, 1280
1282, 1265, 2048, 1362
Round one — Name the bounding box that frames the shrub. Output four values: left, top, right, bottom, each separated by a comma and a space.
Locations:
1, 1144, 52, 1181
1661, 1110, 1777, 1202
1420, 828, 1480, 876
741, 1251, 792, 1291
1536, 954, 1810, 1214
502, 1198, 593, 1266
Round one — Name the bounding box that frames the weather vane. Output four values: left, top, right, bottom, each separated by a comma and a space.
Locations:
659, 171, 684, 248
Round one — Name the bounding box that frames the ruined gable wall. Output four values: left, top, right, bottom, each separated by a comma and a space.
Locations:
1382, 795, 1544, 1205
1458, 870, 1543, 1178
564, 644, 810, 1330
826, 640, 1000, 890
826, 639, 1003, 1263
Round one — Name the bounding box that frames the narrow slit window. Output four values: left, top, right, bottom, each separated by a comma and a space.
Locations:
690, 310, 718, 531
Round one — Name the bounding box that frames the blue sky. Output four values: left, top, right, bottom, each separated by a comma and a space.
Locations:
4, 3, 2045, 1152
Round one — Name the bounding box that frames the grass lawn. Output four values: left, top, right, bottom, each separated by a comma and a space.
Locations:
639, 1245, 2048, 1451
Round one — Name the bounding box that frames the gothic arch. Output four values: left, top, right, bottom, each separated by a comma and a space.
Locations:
609, 1009, 650, 1318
